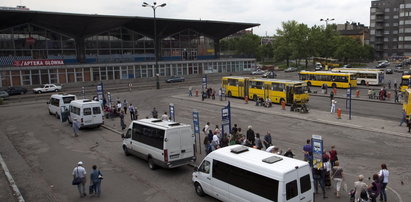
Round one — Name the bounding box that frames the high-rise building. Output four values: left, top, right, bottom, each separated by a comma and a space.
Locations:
369, 0, 411, 58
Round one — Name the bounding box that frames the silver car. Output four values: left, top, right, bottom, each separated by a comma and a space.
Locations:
0, 90, 9, 99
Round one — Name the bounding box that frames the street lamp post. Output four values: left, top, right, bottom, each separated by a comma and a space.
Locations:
142, 2, 166, 89
320, 18, 335, 27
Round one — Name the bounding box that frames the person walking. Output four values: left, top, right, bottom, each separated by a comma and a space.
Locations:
218, 88, 222, 101
330, 99, 337, 113
368, 174, 381, 202
90, 165, 103, 197
378, 164, 389, 202
151, 107, 158, 118
123, 99, 128, 114
255, 133, 263, 150
330, 91, 334, 102
72, 161, 87, 198
329, 145, 338, 168
394, 80, 398, 89
188, 86, 193, 96
72, 118, 80, 137
388, 80, 391, 89
128, 104, 135, 120
368, 89, 372, 99
303, 139, 312, 162
395, 89, 399, 103
331, 161, 343, 198
313, 166, 328, 199
263, 132, 272, 149
354, 175, 368, 202
246, 125, 255, 146
283, 148, 295, 158
119, 110, 126, 130
400, 109, 407, 126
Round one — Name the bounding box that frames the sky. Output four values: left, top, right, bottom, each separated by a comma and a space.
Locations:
2, 0, 372, 36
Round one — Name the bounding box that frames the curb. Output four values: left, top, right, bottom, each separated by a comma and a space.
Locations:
0, 154, 25, 202
171, 95, 411, 138
101, 125, 122, 135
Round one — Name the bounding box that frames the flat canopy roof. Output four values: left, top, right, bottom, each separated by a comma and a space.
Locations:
0, 10, 260, 40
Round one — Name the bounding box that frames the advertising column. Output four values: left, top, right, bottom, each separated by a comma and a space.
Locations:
311, 134, 323, 169
193, 111, 200, 154
221, 101, 231, 137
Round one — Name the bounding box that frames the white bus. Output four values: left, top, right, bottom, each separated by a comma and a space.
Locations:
331, 68, 384, 85
192, 145, 314, 202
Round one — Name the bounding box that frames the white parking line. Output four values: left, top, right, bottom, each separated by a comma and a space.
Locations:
0, 154, 25, 202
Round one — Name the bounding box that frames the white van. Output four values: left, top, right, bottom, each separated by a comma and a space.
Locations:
48, 94, 76, 119
68, 99, 103, 128
122, 118, 196, 169
192, 145, 314, 202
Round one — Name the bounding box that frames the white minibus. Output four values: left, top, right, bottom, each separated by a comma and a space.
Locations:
69, 99, 103, 128
48, 94, 76, 119
192, 145, 314, 202
122, 118, 196, 169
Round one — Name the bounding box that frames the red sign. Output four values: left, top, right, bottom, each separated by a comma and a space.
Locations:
13, 59, 65, 67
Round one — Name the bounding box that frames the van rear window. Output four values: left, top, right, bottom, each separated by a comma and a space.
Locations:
286, 180, 298, 200
93, 107, 101, 115
63, 96, 75, 104
83, 108, 91, 115
300, 174, 312, 193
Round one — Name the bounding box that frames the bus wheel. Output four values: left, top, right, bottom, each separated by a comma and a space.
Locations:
228, 91, 232, 97
195, 182, 205, 196
361, 80, 365, 85
307, 82, 311, 86
332, 83, 337, 88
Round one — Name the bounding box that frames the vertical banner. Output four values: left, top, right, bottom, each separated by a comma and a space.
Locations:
169, 103, 175, 122
202, 75, 208, 90
96, 82, 104, 101
107, 92, 112, 106
81, 86, 85, 99
193, 111, 200, 154
311, 134, 323, 170
221, 101, 231, 137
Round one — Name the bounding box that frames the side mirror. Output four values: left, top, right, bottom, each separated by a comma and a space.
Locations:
193, 166, 198, 172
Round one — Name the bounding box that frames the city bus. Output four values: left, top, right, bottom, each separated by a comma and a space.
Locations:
331, 68, 384, 85
221, 76, 309, 105
403, 89, 411, 119
313, 57, 340, 68
298, 71, 357, 88
400, 75, 411, 92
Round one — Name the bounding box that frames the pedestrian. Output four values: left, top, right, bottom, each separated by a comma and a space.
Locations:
263, 132, 272, 149
188, 86, 193, 96
211, 89, 216, 100
120, 110, 126, 130
203, 122, 210, 136
152, 107, 158, 118
218, 88, 222, 101
368, 174, 381, 202
330, 90, 334, 102
329, 145, 338, 167
214, 125, 221, 140
303, 139, 312, 162
400, 109, 407, 126
354, 175, 368, 202
161, 112, 168, 121
128, 104, 135, 120
221, 133, 229, 147
134, 106, 139, 120
394, 80, 398, 89
211, 131, 220, 151
330, 99, 337, 113
368, 89, 372, 99
246, 125, 255, 146
116, 101, 122, 113
128, 82, 132, 92
283, 148, 295, 158
321, 84, 326, 94
72, 118, 80, 137
394, 89, 399, 103
203, 133, 211, 154
90, 165, 103, 197
378, 163, 389, 202
331, 161, 343, 198
123, 99, 128, 114
201, 90, 206, 101
313, 166, 328, 199
232, 124, 238, 135
255, 133, 263, 150
72, 161, 87, 198
388, 80, 391, 89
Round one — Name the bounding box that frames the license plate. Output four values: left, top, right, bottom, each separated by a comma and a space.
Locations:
170, 154, 180, 159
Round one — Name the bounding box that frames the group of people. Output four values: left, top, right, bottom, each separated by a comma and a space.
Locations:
72, 161, 103, 198
303, 140, 389, 201
255, 96, 272, 108
202, 123, 294, 158
200, 87, 226, 101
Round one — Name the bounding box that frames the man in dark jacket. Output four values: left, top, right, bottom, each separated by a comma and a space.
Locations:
246, 125, 255, 146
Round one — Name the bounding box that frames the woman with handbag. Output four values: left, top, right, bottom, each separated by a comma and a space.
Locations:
378, 163, 389, 202
90, 165, 103, 197
331, 161, 343, 198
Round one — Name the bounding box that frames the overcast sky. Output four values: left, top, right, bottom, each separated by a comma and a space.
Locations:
3, 0, 372, 36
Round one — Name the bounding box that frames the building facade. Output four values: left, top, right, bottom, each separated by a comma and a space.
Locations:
369, 0, 411, 58
0, 9, 259, 88
337, 22, 370, 46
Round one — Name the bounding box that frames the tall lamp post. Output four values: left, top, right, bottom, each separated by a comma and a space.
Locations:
320, 18, 335, 27
142, 1, 166, 89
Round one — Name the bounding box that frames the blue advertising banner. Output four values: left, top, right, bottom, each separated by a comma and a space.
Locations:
311, 135, 323, 169
96, 82, 104, 101
169, 103, 175, 122
202, 75, 208, 90
221, 101, 231, 137
193, 111, 200, 154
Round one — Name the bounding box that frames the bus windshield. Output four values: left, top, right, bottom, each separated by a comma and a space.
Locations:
295, 86, 308, 94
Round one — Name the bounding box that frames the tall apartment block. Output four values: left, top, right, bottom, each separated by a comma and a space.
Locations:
370, 0, 411, 58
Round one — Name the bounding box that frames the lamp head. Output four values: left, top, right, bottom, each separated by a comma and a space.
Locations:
331, 18, 335, 21
142, 2, 148, 7
320, 19, 324, 21
160, 3, 166, 7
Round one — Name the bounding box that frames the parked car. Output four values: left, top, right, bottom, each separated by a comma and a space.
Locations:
395, 66, 404, 73
342, 64, 352, 68
0, 91, 9, 99
5, 86, 27, 95
376, 63, 387, 68
165, 76, 185, 83
314, 63, 323, 71
284, 67, 298, 72
385, 68, 393, 74
251, 69, 266, 75
261, 71, 277, 78
33, 84, 62, 94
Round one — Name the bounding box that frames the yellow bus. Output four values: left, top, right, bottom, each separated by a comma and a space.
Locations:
313, 57, 340, 68
221, 76, 309, 105
400, 75, 411, 92
298, 71, 357, 88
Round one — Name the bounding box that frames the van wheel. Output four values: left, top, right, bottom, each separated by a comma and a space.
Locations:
332, 83, 337, 88
123, 146, 130, 156
148, 158, 156, 170
55, 113, 60, 119
49, 110, 52, 115
195, 182, 205, 196
38, 91, 42, 94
